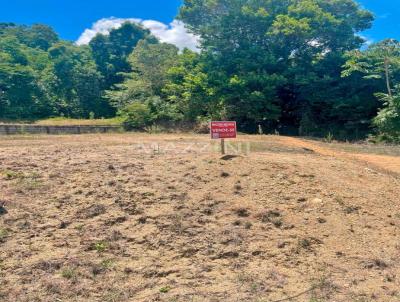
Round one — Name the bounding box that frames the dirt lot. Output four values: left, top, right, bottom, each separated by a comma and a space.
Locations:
1, 134, 400, 302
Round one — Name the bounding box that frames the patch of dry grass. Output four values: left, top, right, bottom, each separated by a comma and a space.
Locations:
34, 117, 123, 126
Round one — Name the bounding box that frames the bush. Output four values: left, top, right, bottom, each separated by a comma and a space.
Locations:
147, 96, 183, 123
299, 113, 319, 136
369, 133, 400, 144
373, 88, 400, 141
193, 117, 210, 134
119, 102, 153, 130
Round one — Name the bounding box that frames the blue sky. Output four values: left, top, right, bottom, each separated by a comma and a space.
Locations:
1, 0, 182, 41
0, 0, 399, 45
360, 0, 400, 44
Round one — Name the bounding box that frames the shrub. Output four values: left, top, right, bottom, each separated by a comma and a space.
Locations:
119, 102, 153, 130
299, 113, 319, 136
373, 87, 400, 141
147, 96, 183, 123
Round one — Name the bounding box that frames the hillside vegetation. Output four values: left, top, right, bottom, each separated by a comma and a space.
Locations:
1, 0, 400, 141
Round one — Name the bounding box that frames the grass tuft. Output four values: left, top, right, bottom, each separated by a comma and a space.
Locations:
61, 267, 77, 280
94, 241, 108, 253
159, 286, 171, 293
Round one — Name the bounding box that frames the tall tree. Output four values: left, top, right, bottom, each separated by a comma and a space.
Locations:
128, 40, 179, 96
107, 41, 183, 123
343, 39, 400, 97
0, 23, 58, 50
25, 24, 59, 51
0, 36, 52, 119
90, 22, 157, 90
343, 40, 400, 139
163, 49, 212, 121
178, 0, 374, 133
47, 42, 108, 118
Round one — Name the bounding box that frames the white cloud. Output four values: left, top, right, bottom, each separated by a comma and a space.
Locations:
76, 17, 141, 45
76, 17, 199, 52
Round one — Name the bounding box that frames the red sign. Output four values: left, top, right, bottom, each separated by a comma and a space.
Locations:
210, 121, 237, 139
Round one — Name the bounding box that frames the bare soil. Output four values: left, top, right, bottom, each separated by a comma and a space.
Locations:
1, 134, 400, 302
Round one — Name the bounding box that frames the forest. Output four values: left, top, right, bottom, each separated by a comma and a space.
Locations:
1, 0, 400, 141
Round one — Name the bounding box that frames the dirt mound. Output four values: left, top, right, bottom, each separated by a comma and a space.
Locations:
1, 134, 399, 301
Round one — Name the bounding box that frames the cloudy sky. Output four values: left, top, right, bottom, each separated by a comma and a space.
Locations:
75, 17, 199, 51
1, 0, 399, 49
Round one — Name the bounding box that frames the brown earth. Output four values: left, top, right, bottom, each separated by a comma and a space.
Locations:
272, 136, 400, 176
0, 134, 400, 302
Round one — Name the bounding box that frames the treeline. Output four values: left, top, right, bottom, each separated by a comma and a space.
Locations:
1, 0, 400, 141
0, 22, 153, 119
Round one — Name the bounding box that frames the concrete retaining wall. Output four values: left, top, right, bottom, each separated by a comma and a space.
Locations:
0, 124, 122, 135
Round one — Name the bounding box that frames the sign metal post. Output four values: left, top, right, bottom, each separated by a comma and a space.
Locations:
210, 121, 237, 155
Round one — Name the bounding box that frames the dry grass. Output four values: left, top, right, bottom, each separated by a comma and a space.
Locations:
34, 117, 123, 126
312, 139, 400, 157
0, 134, 400, 301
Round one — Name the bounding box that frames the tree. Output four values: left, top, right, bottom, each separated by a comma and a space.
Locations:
1, 9, 399, 141
119, 102, 153, 130
0, 36, 52, 119
343, 40, 400, 139
108, 40, 183, 124
163, 49, 212, 121
373, 86, 400, 140
0, 23, 58, 51
128, 40, 179, 95
0, 62, 45, 119
343, 39, 400, 97
90, 22, 157, 90
106, 74, 154, 109
25, 24, 59, 51
178, 0, 374, 132
47, 42, 108, 118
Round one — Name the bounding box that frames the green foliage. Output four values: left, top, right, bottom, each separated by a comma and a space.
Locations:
178, 0, 374, 133
343, 39, 400, 95
107, 41, 179, 109
147, 96, 183, 123
22, 24, 59, 51
106, 74, 153, 109
119, 102, 153, 130
93, 241, 108, 253
344, 40, 400, 139
0, 35, 52, 119
373, 87, 400, 139
0, 23, 111, 120
128, 40, 179, 95
1, 2, 400, 141
47, 42, 111, 118
325, 132, 334, 143
163, 49, 212, 121
159, 286, 171, 293
34, 117, 123, 126
89, 22, 156, 91
108, 40, 184, 126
